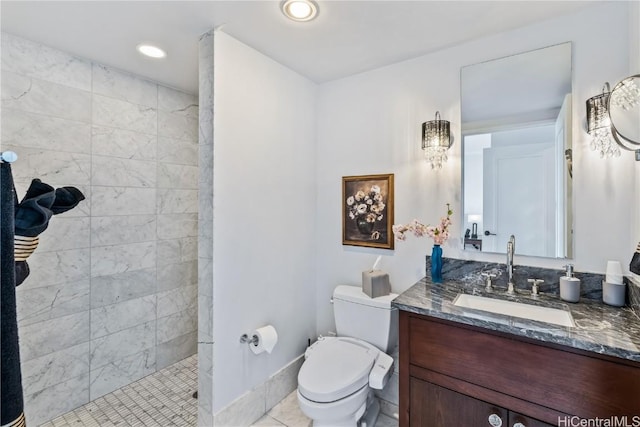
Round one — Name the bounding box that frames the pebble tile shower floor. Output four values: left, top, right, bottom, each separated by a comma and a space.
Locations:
41, 354, 398, 427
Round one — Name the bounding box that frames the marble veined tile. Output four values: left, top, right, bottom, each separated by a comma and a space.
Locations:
16, 279, 90, 326
92, 64, 157, 108
5, 145, 91, 186
157, 213, 198, 240
1, 108, 91, 153
158, 110, 198, 142
157, 284, 197, 318
91, 186, 156, 216
36, 217, 90, 253
1, 71, 92, 122
24, 372, 90, 426
252, 415, 285, 426
91, 215, 156, 247
266, 356, 304, 412
158, 86, 198, 118
92, 94, 157, 135
214, 383, 266, 427
267, 391, 311, 427
89, 348, 155, 399
19, 310, 90, 361
157, 307, 197, 344
19, 248, 90, 290
158, 163, 198, 189
90, 320, 155, 369
156, 330, 197, 369
198, 294, 213, 339
90, 241, 156, 277
90, 294, 156, 339
1, 32, 92, 91
157, 189, 198, 214
90, 267, 156, 308
21, 341, 90, 396
158, 136, 198, 165
92, 125, 157, 161
157, 259, 198, 292
157, 237, 198, 264
91, 155, 156, 188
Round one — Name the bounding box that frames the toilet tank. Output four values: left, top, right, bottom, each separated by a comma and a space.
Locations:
333, 285, 398, 353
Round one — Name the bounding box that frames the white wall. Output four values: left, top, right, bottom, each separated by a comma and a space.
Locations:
315, 2, 635, 334
212, 32, 317, 412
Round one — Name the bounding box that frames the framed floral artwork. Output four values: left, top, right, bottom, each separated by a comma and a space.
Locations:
342, 174, 394, 249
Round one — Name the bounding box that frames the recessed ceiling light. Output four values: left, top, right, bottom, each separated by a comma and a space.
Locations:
282, 0, 318, 22
136, 44, 166, 59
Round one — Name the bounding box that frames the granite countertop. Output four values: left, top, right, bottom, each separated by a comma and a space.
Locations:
392, 278, 640, 363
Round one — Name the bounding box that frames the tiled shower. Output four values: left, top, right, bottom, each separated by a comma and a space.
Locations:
1, 32, 198, 425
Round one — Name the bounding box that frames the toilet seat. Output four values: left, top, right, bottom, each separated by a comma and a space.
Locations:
298, 337, 379, 403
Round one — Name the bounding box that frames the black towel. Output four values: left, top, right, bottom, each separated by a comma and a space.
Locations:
1, 162, 26, 426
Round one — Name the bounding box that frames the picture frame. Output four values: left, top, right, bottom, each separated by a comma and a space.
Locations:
342, 173, 394, 249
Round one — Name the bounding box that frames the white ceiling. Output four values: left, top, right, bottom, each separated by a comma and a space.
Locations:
1, 1, 600, 94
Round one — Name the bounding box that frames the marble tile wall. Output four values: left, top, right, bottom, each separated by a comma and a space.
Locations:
1, 32, 198, 425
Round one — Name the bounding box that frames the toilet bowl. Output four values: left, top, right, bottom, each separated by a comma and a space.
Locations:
297, 336, 394, 427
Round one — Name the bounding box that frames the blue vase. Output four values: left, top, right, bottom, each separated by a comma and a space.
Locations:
431, 244, 443, 283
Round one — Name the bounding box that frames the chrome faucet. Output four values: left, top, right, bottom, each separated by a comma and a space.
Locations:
506, 235, 516, 294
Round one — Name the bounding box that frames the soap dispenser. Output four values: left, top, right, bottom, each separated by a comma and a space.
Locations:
559, 264, 580, 303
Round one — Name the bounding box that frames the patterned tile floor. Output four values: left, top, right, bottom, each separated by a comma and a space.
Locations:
41, 354, 398, 427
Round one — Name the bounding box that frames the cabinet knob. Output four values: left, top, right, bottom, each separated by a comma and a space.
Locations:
513, 423, 526, 427
488, 414, 503, 427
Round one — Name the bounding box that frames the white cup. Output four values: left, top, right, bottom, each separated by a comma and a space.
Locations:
605, 261, 623, 284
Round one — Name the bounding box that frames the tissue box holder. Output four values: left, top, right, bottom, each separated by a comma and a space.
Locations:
362, 270, 391, 298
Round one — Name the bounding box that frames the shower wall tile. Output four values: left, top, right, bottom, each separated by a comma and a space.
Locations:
91, 155, 156, 187
90, 241, 156, 277
158, 110, 198, 141
156, 331, 198, 370
90, 321, 156, 369
158, 136, 198, 165
157, 284, 198, 318
19, 310, 90, 361
89, 348, 156, 399
91, 215, 156, 247
91, 186, 156, 216
36, 217, 90, 252
157, 213, 198, 239
1, 71, 92, 122
16, 279, 90, 326
157, 307, 198, 344
90, 267, 156, 308
21, 342, 90, 396
158, 86, 198, 118
1, 32, 92, 91
157, 259, 198, 292
198, 294, 214, 340
92, 94, 157, 134
157, 189, 198, 214
158, 163, 199, 189
24, 372, 90, 426
90, 295, 157, 339
92, 126, 157, 160
1, 108, 91, 153
4, 145, 91, 185
20, 248, 90, 289
92, 64, 158, 108
157, 237, 198, 263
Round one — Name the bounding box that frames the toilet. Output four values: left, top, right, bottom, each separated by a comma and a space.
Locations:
297, 285, 398, 427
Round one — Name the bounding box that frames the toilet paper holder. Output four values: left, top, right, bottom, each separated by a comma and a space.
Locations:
239, 333, 259, 346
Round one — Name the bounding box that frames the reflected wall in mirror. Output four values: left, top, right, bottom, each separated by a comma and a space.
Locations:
461, 42, 573, 258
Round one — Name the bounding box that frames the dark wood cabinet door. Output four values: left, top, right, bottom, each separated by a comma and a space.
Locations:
410, 377, 508, 427
509, 411, 555, 427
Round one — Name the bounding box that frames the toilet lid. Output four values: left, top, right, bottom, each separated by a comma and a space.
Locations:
298, 338, 377, 403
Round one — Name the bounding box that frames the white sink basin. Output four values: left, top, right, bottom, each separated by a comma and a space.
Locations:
453, 294, 575, 327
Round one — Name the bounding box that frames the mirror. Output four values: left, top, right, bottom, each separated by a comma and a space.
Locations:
461, 42, 573, 258
609, 74, 640, 149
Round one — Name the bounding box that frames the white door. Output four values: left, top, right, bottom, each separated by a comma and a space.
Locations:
483, 143, 556, 256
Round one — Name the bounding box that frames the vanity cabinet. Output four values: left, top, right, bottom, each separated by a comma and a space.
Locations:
399, 311, 640, 427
